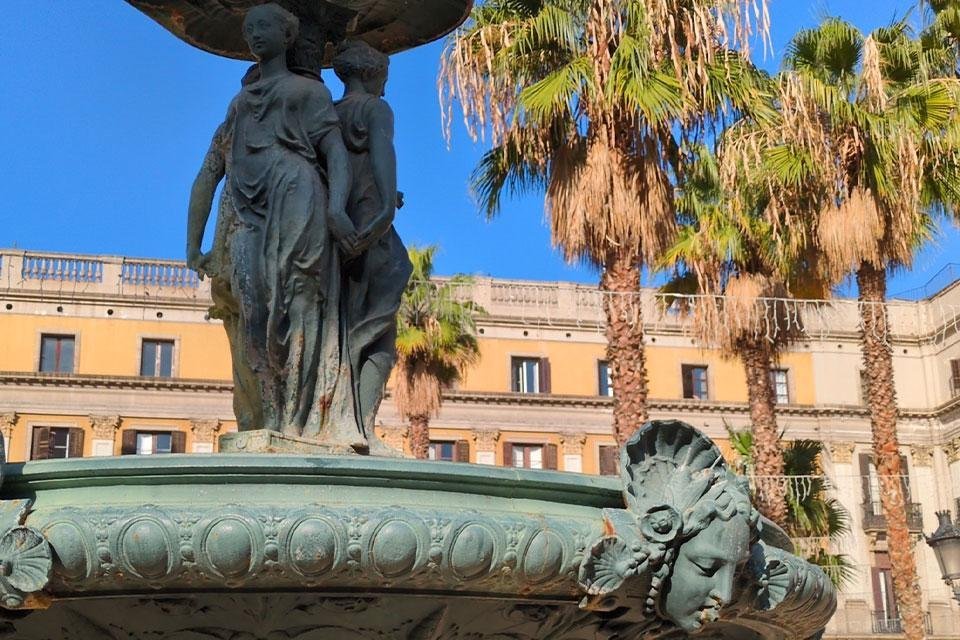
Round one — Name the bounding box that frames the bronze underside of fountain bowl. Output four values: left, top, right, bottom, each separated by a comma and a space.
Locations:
125, 0, 472, 61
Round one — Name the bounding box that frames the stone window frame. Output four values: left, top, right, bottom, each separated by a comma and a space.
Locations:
35, 330, 79, 374
24, 419, 80, 461
136, 333, 180, 378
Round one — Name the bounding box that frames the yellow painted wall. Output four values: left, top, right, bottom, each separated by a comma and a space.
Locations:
0, 313, 232, 380
460, 338, 606, 395
0, 312, 818, 403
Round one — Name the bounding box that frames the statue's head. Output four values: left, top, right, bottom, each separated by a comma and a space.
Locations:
243, 3, 299, 61
332, 40, 389, 96
579, 421, 760, 633
660, 464, 757, 631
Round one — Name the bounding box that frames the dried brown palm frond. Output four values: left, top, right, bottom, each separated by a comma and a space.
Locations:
393, 361, 443, 420
690, 273, 797, 356
861, 35, 888, 109
547, 134, 675, 264
816, 188, 884, 280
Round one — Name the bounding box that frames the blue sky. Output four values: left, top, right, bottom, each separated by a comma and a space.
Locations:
2, 0, 957, 295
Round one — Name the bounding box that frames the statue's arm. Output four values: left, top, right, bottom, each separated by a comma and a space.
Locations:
186, 125, 226, 276
358, 99, 397, 246
318, 128, 358, 255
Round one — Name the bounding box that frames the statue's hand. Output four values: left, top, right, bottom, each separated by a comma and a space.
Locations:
187, 249, 214, 281
329, 211, 360, 257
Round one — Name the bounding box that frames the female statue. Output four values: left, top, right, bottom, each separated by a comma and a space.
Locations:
187, 3, 364, 448
332, 40, 413, 455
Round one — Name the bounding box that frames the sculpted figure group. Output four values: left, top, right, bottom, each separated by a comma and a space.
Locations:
186, 2, 410, 454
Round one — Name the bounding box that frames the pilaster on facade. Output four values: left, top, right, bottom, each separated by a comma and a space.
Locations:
190, 419, 221, 453
0, 412, 17, 457
947, 436, 960, 464
910, 444, 934, 467
827, 441, 856, 465
472, 429, 500, 465
89, 414, 121, 457
559, 433, 587, 473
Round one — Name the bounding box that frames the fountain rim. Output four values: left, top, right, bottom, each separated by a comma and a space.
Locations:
2, 454, 623, 507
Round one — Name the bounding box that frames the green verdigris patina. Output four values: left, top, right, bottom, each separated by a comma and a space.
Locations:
0, 421, 834, 637
184, 3, 410, 455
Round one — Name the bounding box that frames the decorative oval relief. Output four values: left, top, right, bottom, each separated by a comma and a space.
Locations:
522, 530, 564, 584
370, 520, 419, 578
202, 516, 259, 578
43, 521, 91, 581
449, 524, 496, 580
118, 517, 175, 580
287, 518, 339, 577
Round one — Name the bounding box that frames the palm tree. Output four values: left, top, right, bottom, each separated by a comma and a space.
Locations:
394, 246, 482, 459
727, 429, 856, 589
663, 147, 816, 528
723, 18, 960, 639
439, 0, 771, 444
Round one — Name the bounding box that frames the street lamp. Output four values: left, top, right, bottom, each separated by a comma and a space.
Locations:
926, 511, 960, 603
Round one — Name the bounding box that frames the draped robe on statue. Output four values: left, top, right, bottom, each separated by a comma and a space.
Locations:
336, 93, 413, 439
224, 72, 361, 445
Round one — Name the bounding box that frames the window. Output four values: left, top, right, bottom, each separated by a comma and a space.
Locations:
140, 339, 174, 377
871, 553, 899, 633
951, 359, 960, 398
598, 361, 613, 397
858, 453, 922, 531
429, 440, 469, 462
770, 369, 789, 404
39, 334, 75, 373
503, 442, 558, 470
31, 426, 84, 460
121, 430, 186, 455
511, 357, 550, 394
681, 365, 709, 400
598, 445, 618, 475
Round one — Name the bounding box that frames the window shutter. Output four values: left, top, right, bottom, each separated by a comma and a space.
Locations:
598, 445, 618, 475
899, 454, 910, 501
121, 430, 138, 455
68, 428, 85, 458
502, 442, 514, 467
543, 444, 558, 470
31, 427, 51, 460
859, 453, 872, 504
539, 358, 551, 394
681, 365, 693, 399
455, 440, 470, 463
171, 431, 187, 454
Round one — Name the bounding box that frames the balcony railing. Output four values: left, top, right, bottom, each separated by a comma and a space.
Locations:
871, 612, 932, 634
862, 501, 924, 533
21, 254, 102, 283
120, 259, 199, 288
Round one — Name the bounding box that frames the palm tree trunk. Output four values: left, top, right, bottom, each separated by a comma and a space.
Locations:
409, 415, 431, 460
601, 248, 649, 445
858, 262, 925, 640
740, 336, 788, 529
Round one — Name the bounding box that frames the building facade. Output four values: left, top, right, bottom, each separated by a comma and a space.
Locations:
1, 248, 959, 637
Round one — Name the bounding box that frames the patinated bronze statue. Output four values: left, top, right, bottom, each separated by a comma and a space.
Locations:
187, 4, 412, 455
187, 3, 367, 450
332, 40, 413, 455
